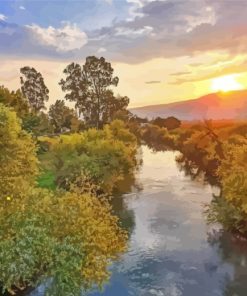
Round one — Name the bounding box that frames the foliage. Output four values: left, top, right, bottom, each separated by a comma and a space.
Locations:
0, 86, 29, 118
40, 120, 138, 194
142, 120, 224, 177
37, 170, 56, 190
0, 187, 127, 295
48, 100, 81, 133
59, 56, 129, 129
22, 111, 54, 136
219, 142, 247, 210
101, 91, 129, 125
0, 85, 53, 136
141, 124, 177, 150
20, 67, 49, 113
206, 195, 247, 235
0, 106, 128, 295
0, 104, 39, 199
112, 110, 147, 138
152, 116, 181, 130
209, 140, 247, 235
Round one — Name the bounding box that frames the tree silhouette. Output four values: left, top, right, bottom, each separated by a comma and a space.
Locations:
60, 56, 128, 129
20, 67, 49, 113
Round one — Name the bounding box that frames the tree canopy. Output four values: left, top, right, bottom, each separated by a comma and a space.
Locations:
152, 116, 181, 130
0, 86, 29, 118
60, 56, 129, 129
20, 67, 49, 113
0, 188, 127, 296
48, 100, 81, 133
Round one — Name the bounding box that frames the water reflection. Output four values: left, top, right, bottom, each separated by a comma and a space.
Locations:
175, 154, 220, 187
112, 163, 143, 235
90, 146, 247, 296
144, 136, 219, 186
111, 193, 136, 235
208, 229, 247, 296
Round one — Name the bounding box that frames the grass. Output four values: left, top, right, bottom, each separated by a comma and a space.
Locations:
37, 170, 56, 190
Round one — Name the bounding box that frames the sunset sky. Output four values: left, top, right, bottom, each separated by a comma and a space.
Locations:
1, 0, 247, 107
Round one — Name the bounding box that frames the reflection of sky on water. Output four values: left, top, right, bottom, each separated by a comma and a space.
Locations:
90, 147, 238, 296
30, 146, 247, 296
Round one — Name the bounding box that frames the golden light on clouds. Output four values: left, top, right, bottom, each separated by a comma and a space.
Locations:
211, 74, 244, 92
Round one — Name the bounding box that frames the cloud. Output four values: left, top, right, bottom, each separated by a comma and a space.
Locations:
19, 6, 26, 10
169, 55, 247, 85
170, 71, 191, 77
145, 80, 161, 84
26, 23, 87, 52
189, 63, 203, 67
0, 21, 87, 59
1, 0, 247, 66
0, 14, 7, 21
75, 0, 220, 62
79, 0, 247, 63
126, 0, 158, 20
97, 47, 106, 53
115, 25, 153, 37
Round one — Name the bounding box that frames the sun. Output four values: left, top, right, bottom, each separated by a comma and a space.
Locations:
211, 74, 244, 92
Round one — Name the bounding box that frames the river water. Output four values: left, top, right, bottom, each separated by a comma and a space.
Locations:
31, 146, 247, 296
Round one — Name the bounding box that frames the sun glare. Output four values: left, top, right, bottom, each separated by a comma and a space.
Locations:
211, 74, 243, 92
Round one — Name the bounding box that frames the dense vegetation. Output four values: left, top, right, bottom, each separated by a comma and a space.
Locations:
0, 102, 138, 296
38, 120, 137, 194
0, 56, 139, 295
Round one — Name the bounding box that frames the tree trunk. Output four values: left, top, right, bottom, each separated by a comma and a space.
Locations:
97, 96, 100, 130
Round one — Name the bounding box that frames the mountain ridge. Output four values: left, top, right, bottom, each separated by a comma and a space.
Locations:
130, 89, 247, 120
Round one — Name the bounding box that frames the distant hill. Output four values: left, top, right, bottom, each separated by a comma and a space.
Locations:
130, 90, 247, 120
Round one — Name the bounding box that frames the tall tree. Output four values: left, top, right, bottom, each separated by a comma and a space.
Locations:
60, 56, 128, 129
20, 67, 49, 113
49, 100, 80, 133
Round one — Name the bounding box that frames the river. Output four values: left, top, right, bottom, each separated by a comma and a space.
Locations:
30, 146, 247, 296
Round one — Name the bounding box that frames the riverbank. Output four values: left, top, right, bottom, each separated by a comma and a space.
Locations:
141, 121, 247, 239
86, 146, 247, 296
5, 145, 247, 296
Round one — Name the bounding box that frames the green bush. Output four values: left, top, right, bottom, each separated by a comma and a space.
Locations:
0, 188, 127, 295
41, 120, 138, 194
